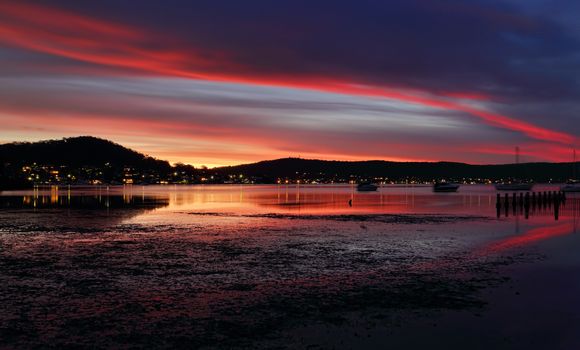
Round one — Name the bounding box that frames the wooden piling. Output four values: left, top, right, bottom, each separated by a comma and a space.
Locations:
504, 193, 509, 217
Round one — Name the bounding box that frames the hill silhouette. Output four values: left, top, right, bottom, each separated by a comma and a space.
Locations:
1, 137, 578, 186
0, 136, 170, 170
214, 157, 577, 182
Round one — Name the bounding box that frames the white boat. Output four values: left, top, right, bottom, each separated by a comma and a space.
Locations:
496, 146, 534, 191
357, 183, 378, 192
433, 182, 460, 192
561, 150, 580, 192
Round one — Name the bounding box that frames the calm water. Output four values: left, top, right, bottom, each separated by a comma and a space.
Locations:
1, 184, 579, 348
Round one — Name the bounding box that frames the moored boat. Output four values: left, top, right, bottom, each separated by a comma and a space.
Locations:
561, 183, 580, 192
561, 180, 580, 193
495, 146, 534, 191
561, 150, 580, 192
357, 183, 378, 192
495, 183, 533, 191
433, 182, 460, 192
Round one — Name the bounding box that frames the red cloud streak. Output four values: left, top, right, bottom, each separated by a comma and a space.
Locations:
0, 2, 577, 151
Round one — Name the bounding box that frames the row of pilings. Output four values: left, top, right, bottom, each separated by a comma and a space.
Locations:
496, 191, 566, 220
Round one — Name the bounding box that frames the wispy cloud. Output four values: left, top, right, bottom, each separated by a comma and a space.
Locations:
0, 1, 578, 165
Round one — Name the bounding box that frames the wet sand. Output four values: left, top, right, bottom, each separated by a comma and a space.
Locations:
258, 231, 580, 350
0, 185, 578, 349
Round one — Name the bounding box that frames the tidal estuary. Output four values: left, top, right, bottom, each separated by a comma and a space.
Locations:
1, 184, 579, 349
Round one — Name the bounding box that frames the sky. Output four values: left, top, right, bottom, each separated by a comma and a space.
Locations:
0, 0, 579, 167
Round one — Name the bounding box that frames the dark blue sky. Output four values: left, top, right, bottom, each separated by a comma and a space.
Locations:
0, 0, 578, 165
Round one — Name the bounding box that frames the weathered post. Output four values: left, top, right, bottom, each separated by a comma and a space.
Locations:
504, 193, 509, 217
525, 192, 530, 208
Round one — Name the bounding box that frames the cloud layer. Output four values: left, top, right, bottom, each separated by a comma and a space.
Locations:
0, 0, 578, 166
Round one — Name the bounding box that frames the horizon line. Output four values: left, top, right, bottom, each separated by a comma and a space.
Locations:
1, 135, 578, 169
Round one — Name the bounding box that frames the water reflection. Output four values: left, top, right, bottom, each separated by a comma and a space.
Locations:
0, 186, 169, 210
480, 222, 576, 256
0, 186, 169, 230
1, 185, 578, 222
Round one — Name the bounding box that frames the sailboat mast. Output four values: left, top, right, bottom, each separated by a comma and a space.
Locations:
574, 148, 577, 180
515, 146, 520, 181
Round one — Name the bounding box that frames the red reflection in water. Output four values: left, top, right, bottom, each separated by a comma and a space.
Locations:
473, 221, 574, 258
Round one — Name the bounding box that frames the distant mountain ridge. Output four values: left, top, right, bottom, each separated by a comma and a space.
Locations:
214, 157, 577, 182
